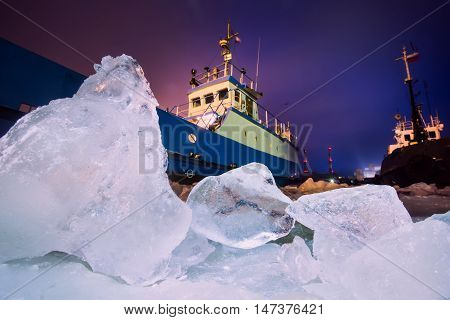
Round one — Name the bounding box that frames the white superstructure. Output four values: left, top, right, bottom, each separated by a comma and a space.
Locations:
388, 114, 444, 154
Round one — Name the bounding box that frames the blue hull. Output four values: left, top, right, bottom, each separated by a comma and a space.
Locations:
156, 109, 301, 186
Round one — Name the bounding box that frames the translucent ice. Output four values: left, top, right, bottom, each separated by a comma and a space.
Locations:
430, 211, 450, 226
286, 185, 412, 278
187, 163, 294, 249
278, 236, 319, 284
0, 55, 191, 283
188, 237, 318, 298
339, 218, 450, 299
152, 230, 215, 282
303, 282, 354, 299
188, 243, 283, 293
0, 253, 259, 299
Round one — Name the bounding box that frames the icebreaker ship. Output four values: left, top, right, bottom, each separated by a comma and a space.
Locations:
158, 24, 303, 185
0, 25, 304, 185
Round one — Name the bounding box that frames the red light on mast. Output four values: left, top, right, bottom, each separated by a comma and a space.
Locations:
328, 146, 334, 175
302, 148, 310, 174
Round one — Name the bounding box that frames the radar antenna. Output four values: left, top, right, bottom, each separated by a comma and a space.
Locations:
219, 22, 240, 75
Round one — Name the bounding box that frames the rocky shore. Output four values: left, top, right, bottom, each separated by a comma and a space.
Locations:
170, 179, 450, 218
394, 183, 450, 218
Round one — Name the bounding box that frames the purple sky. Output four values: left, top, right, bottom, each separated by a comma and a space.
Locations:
1, 0, 449, 174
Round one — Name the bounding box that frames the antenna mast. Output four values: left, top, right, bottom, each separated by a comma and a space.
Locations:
396, 46, 426, 142
219, 22, 239, 75
255, 37, 261, 91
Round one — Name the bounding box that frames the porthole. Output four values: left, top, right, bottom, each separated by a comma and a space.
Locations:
188, 133, 197, 144
185, 169, 194, 178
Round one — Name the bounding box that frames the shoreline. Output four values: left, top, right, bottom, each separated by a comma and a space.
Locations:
170, 180, 450, 218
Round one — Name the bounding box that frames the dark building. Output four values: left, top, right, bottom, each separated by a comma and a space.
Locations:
0, 37, 86, 136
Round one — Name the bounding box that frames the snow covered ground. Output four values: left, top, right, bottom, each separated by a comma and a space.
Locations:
0, 56, 449, 299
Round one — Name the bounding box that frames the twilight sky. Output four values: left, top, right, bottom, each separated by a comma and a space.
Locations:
1, 0, 449, 175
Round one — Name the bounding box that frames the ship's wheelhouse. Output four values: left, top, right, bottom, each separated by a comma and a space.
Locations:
185, 72, 260, 128
388, 115, 444, 154
168, 23, 295, 144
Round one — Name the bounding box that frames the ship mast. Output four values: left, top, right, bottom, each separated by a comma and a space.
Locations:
397, 46, 427, 143
219, 22, 239, 75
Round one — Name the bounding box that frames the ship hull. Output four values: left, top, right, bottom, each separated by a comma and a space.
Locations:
380, 138, 450, 188
157, 108, 302, 186
0, 106, 302, 186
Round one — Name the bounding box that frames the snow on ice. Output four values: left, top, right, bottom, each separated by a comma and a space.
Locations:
0, 55, 449, 300
187, 163, 294, 249
0, 55, 191, 284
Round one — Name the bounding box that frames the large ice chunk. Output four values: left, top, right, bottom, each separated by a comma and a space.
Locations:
286, 185, 412, 278
0, 55, 191, 284
339, 218, 450, 299
186, 163, 294, 249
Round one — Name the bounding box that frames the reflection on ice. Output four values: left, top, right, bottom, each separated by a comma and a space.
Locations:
187, 163, 294, 249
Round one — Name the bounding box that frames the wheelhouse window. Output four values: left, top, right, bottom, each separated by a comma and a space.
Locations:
192, 97, 201, 108
428, 131, 436, 139
204, 93, 214, 104
404, 134, 411, 141
218, 89, 229, 100
245, 95, 254, 116
234, 91, 240, 103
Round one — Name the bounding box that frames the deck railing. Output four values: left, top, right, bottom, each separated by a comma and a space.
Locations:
190, 62, 255, 90
396, 120, 413, 131
168, 102, 190, 119
428, 116, 441, 127
395, 115, 443, 133
255, 103, 296, 143
164, 92, 296, 143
